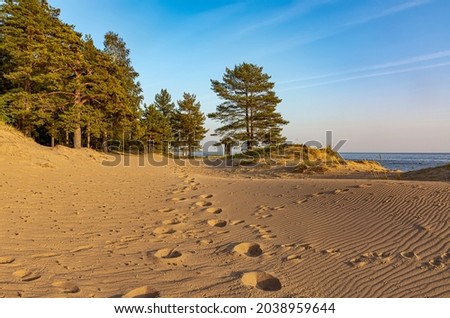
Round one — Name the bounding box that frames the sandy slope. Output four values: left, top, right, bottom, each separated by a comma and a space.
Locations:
0, 128, 449, 298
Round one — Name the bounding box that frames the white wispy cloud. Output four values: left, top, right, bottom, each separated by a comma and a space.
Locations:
263, 0, 434, 57
347, 0, 433, 26
280, 50, 450, 85
279, 61, 450, 91
237, 0, 333, 35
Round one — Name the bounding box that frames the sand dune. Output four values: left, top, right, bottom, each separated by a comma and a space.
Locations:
0, 125, 449, 297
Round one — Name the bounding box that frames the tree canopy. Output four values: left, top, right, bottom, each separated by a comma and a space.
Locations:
209, 62, 288, 150
1, 2, 286, 157
154, 89, 175, 120
0, 0, 142, 149
173, 93, 208, 156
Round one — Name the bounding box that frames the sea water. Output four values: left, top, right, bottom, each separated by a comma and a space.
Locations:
340, 153, 450, 172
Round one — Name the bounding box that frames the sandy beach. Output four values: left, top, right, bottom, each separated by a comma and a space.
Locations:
0, 127, 449, 298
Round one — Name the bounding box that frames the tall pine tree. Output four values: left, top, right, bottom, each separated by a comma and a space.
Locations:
141, 104, 172, 153
103, 31, 143, 144
0, 0, 62, 136
209, 62, 288, 150
174, 93, 207, 157
154, 89, 175, 119
1, 1, 143, 149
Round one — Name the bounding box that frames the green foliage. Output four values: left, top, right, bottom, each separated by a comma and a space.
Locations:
141, 104, 172, 153
102, 32, 143, 138
154, 89, 175, 119
0, 0, 62, 134
151, 88, 177, 143
209, 62, 288, 150
0, 0, 143, 148
173, 93, 208, 156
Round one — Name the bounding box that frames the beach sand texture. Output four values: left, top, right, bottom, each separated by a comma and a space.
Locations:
0, 126, 449, 298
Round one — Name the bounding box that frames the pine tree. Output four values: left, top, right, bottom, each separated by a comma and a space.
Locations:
174, 93, 208, 157
0, 0, 63, 136
0, 1, 142, 149
141, 104, 172, 153
209, 62, 288, 150
103, 31, 143, 144
154, 89, 175, 119
152, 88, 176, 142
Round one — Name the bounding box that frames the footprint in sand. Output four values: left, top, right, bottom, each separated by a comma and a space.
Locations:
206, 207, 222, 214
423, 257, 446, 270
70, 245, 93, 253
364, 251, 389, 258
184, 229, 205, 234
157, 208, 176, 213
349, 252, 392, 268
215, 230, 230, 234
51, 281, 80, 293
333, 189, 350, 194
0, 256, 15, 264
414, 223, 431, 231
23, 273, 42, 282
195, 201, 213, 207
199, 194, 213, 199
183, 229, 205, 239
400, 251, 419, 260
260, 234, 277, 239
349, 257, 368, 268
321, 248, 341, 255
162, 218, 181, 225
31, 253, 61, 259
295, 199, 308, 204
355, 184, 372, 188
154, 248, 182, 259
13, 270, 41, 282
122, 286, 159, 298
171, 197, 187, 202
422, 253, 449, 270
230, 220, 245, 225
153, 227, 176, 235
297, 244, 313, 251
280, 243, 296, 249
284, 254, 302, 261
207, 219, 227, 227
241, 272, 282, 291
13, 269, 32, 279
233, 243, 263, 257
256, 205, 269, 212
120, 235, 143, 243
257, 214, 272, 219
372, 252, 392, 264
197, 239, 213, 245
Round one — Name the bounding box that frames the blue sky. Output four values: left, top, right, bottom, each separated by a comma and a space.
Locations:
50, 0, 450, 152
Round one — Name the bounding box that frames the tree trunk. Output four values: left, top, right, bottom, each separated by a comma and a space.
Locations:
73, 88, 82, 149
249, 105, 254, 150
245, 106, 251, 150
102, 133, 108, 153
65, 131, 69, 145
74, 124, 82, 149
86, 122, 91, 149
51, 135, 55, 148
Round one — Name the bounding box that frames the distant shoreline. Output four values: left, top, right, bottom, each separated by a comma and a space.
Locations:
340, 152, 450, 172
